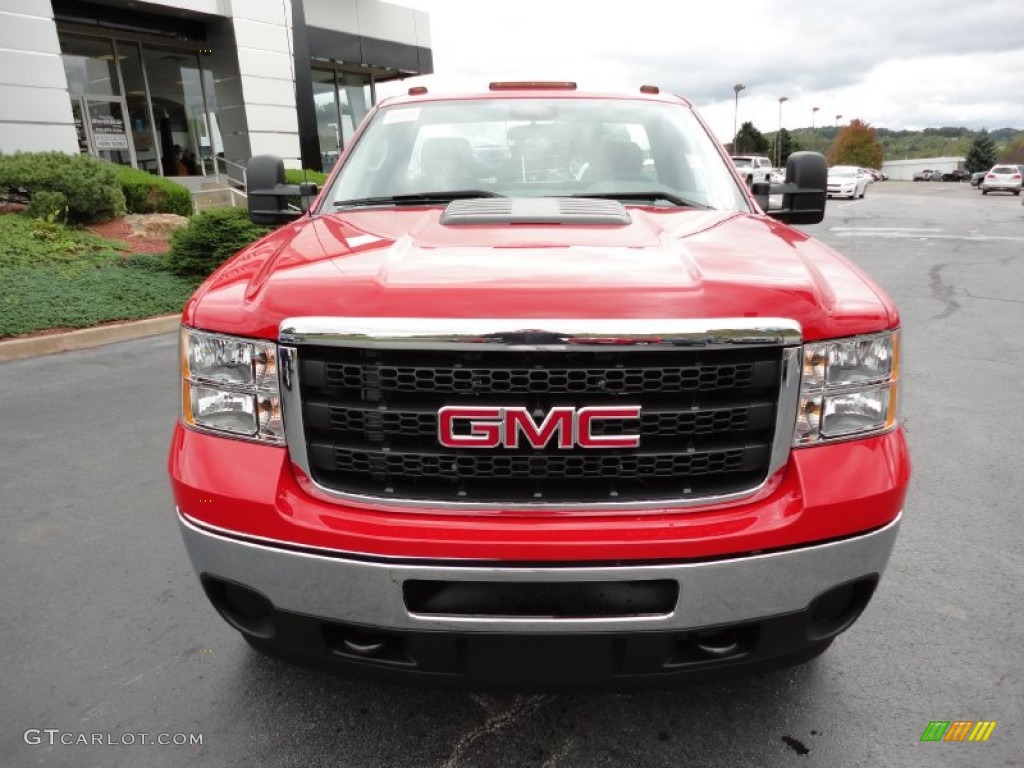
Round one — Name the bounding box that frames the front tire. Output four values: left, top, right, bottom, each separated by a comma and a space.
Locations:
982, 188, 988, 195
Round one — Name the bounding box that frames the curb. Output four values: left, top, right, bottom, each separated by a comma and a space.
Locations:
0, 314, 181, 363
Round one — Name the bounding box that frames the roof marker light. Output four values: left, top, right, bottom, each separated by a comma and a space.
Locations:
640, 85, 660, 94
489, 81, 577, 91
408, 86, 428, 95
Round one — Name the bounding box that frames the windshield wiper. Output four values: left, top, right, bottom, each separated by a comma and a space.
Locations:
570, 191, 710, 209
334, 190, 504, 209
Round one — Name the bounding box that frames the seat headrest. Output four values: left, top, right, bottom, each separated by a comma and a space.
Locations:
420, 136, 474, 177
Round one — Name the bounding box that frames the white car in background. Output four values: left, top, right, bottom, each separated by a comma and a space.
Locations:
827, 166, 869, 199
980, 165, 1022, 195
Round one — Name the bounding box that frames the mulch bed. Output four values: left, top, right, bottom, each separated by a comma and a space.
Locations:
87, 216, 178, 254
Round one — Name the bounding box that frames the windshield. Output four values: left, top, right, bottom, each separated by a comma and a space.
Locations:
322, 97, 749, 212
732, 157, 753, 168
830, 167, 857, 177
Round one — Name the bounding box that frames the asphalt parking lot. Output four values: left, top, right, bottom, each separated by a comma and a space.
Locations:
2, 181, 1022, 767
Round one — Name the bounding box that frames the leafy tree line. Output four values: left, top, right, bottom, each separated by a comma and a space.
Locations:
730, 122, 1023, 168
729, 122, 801, 166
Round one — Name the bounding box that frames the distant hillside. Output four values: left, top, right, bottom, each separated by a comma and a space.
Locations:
776, 126, 1023, 162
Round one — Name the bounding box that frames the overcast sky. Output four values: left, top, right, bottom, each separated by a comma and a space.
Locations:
377, 0, 1024, 142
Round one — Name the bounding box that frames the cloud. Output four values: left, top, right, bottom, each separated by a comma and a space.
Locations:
380, 0, 1024, 138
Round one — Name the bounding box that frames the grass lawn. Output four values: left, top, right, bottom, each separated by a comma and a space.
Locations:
0, 214, 200, 338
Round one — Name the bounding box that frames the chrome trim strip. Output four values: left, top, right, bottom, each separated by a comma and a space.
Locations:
770, 346, 801, 469
279, 345, 305, 467
178, 511, 901, 633
279, 317, 803, 350
277, 318, 803, 512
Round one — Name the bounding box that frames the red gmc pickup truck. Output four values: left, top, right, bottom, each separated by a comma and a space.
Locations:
169, 83, 909, 689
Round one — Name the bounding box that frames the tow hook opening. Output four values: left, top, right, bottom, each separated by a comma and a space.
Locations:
201, 576, 274, 639
323, 625, 415, 666
806, 575, 879, 640
667, 625, 759, 666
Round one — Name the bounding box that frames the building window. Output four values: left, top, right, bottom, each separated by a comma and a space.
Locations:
59, 30, 220, 177
313, 69, 341, 172
61, 35, 135, 167
143, 48, 209, 176
311, 66, 373, 172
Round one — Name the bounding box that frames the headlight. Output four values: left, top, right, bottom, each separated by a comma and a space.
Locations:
180, 328, 284, 444
794, 330, 899, 445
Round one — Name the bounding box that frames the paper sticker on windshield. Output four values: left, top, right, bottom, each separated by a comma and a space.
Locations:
383, 108, 420, 125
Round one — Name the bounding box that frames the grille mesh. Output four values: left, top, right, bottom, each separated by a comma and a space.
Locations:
297, 344, 783, 504
331, 447, 746, 479
323, 362, 754, 394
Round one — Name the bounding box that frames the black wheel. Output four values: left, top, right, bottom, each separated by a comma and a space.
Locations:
981, 188, 988, 195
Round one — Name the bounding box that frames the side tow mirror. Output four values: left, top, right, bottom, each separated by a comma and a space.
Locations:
246, 155, 319, 225
762, 152, 828, 225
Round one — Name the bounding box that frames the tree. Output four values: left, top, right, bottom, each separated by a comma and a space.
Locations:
774, 128, 801, 166
996, 136, 1024, 165
732, 121, 769, 155
828, 119, 884, 168
964, 130, 997, 173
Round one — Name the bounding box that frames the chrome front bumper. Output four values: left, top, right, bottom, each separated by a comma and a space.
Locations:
178, 511, 901, 634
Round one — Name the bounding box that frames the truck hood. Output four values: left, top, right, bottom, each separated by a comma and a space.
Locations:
184, 207, 895, 341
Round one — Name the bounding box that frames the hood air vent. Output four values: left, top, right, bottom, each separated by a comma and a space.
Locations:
440, 197, 631, 226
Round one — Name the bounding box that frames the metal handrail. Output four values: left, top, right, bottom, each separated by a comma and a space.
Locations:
190, 185, 248, 214
211, 155, 248, 188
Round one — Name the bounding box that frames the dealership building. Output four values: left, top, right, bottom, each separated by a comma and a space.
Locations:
0, 0, 432, 177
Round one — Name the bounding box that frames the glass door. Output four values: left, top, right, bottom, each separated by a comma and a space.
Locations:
143, 48, 210, 177
86, 97, 134, 164
313, 69, 341, 172
61, 34, 137, 168
75, 95, 137, 167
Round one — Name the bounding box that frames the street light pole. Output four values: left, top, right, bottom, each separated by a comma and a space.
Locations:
732, 84, 745, 153
812, 106, 819, 152
835, 114, 842, 129
776, 96, 788, 167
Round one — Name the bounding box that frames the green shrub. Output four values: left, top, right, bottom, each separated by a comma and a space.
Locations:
0, 152, 125, 223
284, 168, 328, 187
0, 210, 196, 338
167, 207, 271, 277
114, 165, 193, 216
282, 168, 327, 208
24, 189, 68, 222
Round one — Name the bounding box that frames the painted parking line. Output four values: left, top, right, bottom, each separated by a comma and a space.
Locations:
828, 228, 1024, 242
830, 227, 942, 233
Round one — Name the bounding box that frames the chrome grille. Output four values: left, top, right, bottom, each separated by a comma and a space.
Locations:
278, 318, 802, 509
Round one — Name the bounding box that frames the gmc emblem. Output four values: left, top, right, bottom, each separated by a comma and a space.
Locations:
438, 406, 642, 449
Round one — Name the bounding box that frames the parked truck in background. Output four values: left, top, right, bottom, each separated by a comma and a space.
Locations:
169, 83, 909, 689
730, 154, 774, 185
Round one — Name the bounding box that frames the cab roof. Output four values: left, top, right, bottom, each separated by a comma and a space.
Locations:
378, 84, 692, 109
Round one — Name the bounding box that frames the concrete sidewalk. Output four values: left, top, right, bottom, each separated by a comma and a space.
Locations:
0, 314, 180, 363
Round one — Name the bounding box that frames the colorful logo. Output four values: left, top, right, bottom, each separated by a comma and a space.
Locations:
920, 721, 997, 742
